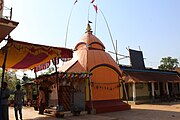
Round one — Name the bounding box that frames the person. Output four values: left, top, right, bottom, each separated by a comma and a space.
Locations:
14, 84, 24, 120
0, 82, 10, 120
38, 86, 45, 114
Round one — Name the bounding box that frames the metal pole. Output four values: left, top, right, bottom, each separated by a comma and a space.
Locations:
0, 6, 13, 118
0, 37, 9, 120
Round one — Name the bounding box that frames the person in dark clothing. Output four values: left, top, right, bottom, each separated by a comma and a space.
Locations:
0, 82, 10, 120
38, 87, 45, 114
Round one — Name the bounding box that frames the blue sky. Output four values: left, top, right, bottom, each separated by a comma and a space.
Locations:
4, 0, 180, 69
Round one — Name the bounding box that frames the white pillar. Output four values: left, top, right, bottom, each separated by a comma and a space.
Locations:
166, 82, 169, 95
132, 82, 136, 101
151, 82, 155, 99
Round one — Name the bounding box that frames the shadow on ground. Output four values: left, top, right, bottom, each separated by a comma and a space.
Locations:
23, 108, 180, 120
100, 108, 180, 120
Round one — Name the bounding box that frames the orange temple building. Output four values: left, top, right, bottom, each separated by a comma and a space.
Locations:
58, 24, 131, 113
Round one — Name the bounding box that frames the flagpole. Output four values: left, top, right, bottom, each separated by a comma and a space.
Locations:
99, 8, 116, 54
87, 3, 91, 22
85, 23, 95, 113
88, 0, 96, 24
65, 1, 77, 48
94, 12, 97, 35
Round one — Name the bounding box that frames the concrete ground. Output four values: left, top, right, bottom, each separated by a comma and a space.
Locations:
9, 101, 180, 120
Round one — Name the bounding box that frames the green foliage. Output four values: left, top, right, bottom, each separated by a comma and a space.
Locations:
45, 67, 55, 75
0, 69, 18, 89
158, 57, 179, 71
39, 67, 55, 77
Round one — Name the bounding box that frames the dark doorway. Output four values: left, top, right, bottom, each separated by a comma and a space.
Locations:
159, 82, 163, 97
168, 83, 173, 96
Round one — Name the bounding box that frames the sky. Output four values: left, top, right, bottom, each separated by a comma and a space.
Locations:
2, 0, 180, 76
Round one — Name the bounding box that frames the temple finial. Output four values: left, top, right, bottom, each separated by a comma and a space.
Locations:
86, 21, 92, 33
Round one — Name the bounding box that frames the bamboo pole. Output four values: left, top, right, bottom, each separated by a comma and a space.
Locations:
53, 58, 61, 110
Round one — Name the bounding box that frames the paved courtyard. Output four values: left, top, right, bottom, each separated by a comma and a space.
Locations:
9, 102, 180, 120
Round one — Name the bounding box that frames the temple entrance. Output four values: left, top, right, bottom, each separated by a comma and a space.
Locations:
35, 72, 91, 115
159, 82, 164, 97
59, 86, 71, 111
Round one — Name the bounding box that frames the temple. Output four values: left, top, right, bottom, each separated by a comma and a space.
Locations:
57, 24, 131, 113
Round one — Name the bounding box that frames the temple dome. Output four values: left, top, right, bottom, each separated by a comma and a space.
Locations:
59, 25, 121, 76
74, 31, 105, 51
74, 24, 105, 51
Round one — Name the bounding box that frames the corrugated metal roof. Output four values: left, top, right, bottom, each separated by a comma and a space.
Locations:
122, 69, 180, 83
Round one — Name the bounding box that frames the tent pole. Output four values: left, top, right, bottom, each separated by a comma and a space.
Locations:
0, 37, 9, 120
34, 70, 39, 111
34, 71, 38, 92
53, 58, 61, 110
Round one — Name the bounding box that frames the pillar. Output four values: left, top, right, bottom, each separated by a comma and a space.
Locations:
166, 82, 169, 96
132, 82, 136, 101
151, 82, 155, 100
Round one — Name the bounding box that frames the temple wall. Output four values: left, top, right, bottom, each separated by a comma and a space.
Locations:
89, 66, 121, 101
136, 83, 149, 97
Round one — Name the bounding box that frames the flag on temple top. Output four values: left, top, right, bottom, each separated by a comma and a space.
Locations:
88, 20, 93, 23
93, 4, 98, 13
74, 0, 78, 5
91, 0, 95, 3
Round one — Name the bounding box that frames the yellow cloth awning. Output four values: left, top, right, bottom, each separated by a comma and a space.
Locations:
0, 39, 73, 70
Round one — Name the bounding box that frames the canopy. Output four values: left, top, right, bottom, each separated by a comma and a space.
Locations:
0, 39, 73, 70
0, 18, 19, 43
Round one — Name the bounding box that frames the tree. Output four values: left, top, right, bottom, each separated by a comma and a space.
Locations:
0, 69, 19, 101
45, 67, 54, 75
0, 69, 19, 91
158, 57, 179, 71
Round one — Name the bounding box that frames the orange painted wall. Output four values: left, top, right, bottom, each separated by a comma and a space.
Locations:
89, 66, 120, 101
